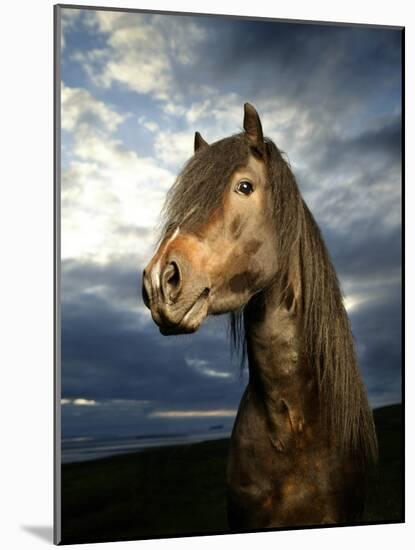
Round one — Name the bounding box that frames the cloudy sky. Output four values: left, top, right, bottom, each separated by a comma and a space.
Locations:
59, 7, 402, 440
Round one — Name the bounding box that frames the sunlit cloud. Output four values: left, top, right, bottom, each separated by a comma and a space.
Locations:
61, 398, 98, 406
74, 398, 97, 406
185, 358, 232, 379
343, 294, 368, 314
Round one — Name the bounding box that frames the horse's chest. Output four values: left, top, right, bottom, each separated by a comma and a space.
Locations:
227, 390, 290, 509
226, 388, 335, 528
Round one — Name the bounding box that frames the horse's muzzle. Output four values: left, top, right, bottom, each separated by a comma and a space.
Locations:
142, 254, 210, 335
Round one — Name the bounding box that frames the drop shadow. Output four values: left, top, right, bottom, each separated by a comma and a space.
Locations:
21, 525, 54, 543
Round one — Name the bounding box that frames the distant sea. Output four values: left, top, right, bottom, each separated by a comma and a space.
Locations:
61, 430, 231, 464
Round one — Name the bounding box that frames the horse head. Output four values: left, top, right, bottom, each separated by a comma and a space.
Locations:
142, 104, 285, 335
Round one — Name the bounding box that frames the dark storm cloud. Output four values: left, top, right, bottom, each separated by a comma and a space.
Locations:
174, 18, 401, 113
293, 110, 401, 313
62, 257, 142, 307
61, 263, 246, 410
307, 114, 402, 179
349, 295, 402, 408
324, 222, 401, 280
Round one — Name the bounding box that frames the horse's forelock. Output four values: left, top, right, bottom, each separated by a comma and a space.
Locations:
161, 133, 251, 237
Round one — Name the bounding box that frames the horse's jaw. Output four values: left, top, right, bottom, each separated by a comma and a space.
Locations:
155, 292, 210, 336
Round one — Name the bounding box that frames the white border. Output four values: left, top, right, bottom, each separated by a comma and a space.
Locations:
0, 1, 411, 549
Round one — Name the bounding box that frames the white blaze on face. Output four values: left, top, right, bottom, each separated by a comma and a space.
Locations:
151, 226, 180, 292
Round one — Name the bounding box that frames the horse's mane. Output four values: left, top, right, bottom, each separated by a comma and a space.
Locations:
163, 132, 378, 466
233, 138, 378, 466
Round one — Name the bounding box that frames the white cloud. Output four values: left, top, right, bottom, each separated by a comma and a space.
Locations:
185, 93, 244, 137
161, 92, 317, 156
162, 102, 187, 117
61, 83, 174, 266
154, 130, 194, 168
152, 93, 319, 171
138, 116, 159, 133
76, 12, 207, 101
61, 82, 126, 133
152, 93, 247, 168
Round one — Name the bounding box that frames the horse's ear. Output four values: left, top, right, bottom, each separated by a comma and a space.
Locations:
194, 131, 209, 153
243, 103, 264, 153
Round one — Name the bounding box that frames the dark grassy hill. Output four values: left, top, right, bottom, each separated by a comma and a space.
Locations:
364, 404, 403, 522
60, 403, 403, 545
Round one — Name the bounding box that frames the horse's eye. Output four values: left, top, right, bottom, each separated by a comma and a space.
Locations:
236, 180, 254, 196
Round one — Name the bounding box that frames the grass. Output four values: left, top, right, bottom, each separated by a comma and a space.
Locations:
363, 404, 403, 523
60, 404, 403, 544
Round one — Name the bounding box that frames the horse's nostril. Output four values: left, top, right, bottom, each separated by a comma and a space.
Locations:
166, 262, 180, 288
201, 287, 210, 298
161, 261, 182, 302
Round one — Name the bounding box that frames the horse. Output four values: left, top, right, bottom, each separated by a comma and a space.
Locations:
142, 103, 378, 529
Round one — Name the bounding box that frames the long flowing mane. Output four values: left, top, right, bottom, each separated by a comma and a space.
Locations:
233, 137, 378, 466
162, 132, 378, 467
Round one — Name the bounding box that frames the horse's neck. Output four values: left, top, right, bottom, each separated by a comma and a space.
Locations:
244, 285, 318, 448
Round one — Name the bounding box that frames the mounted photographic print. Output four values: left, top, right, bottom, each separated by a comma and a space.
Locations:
54, 4, 404, 545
